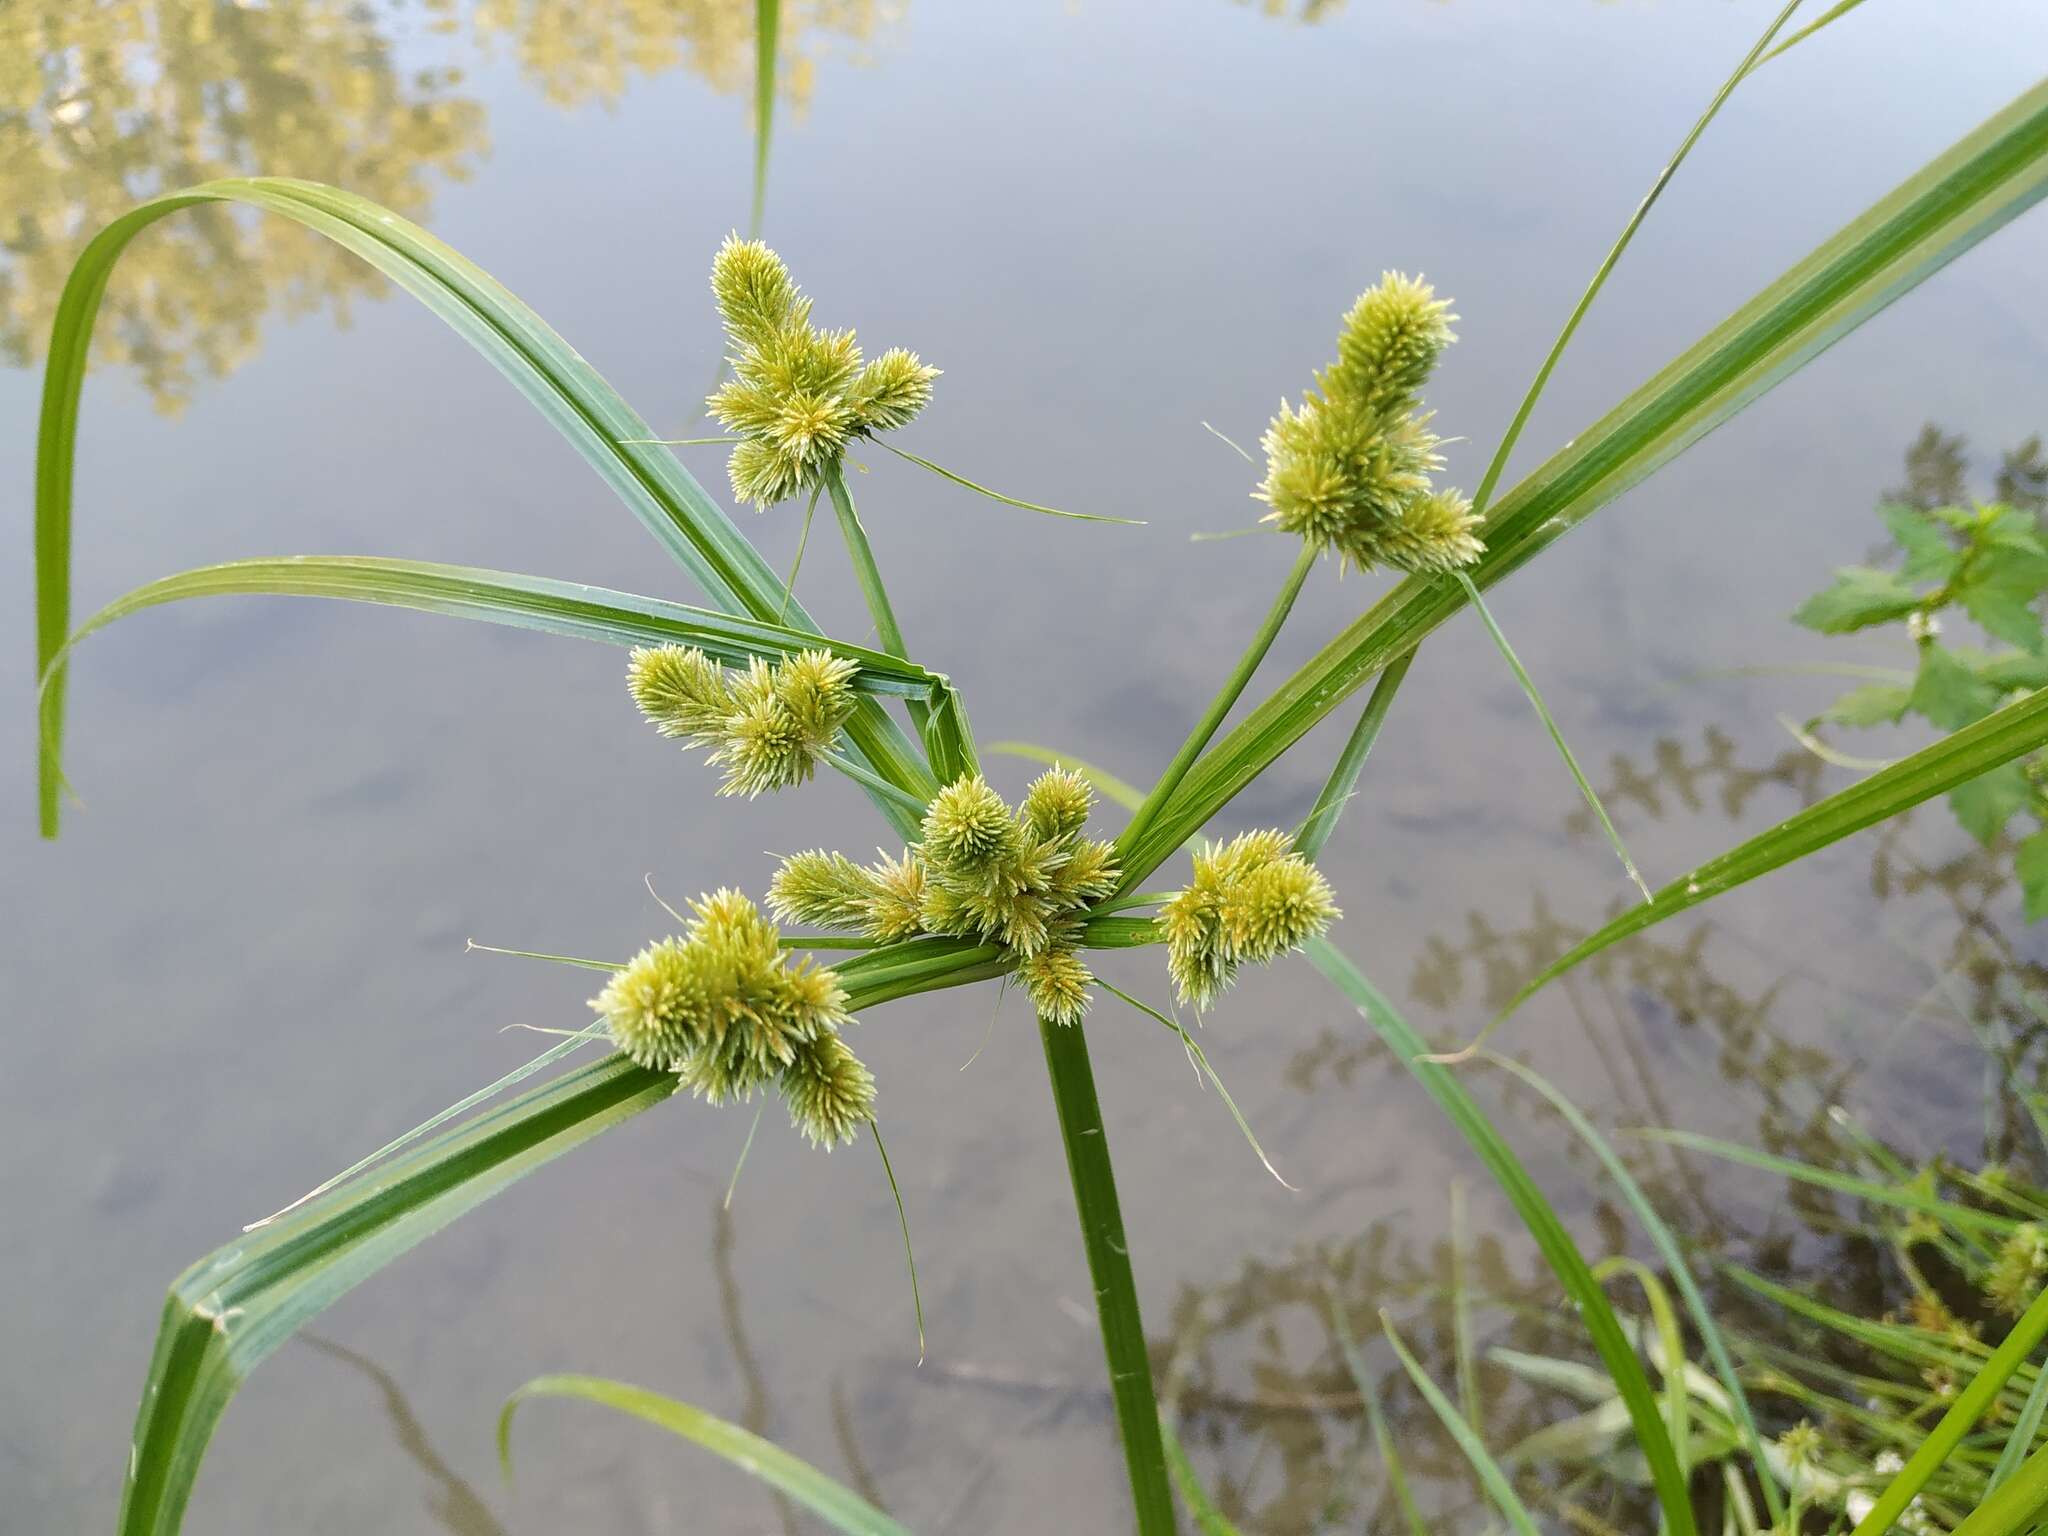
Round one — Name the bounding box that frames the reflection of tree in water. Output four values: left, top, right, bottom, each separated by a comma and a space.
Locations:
472, 0, 892, 110
0, 0, 483, 411
1, 0, 892, 412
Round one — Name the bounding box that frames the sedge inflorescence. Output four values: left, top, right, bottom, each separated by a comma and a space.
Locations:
589, 888, 874, 1148
1257, 271, 1484, 575
1158, 830, 1340, 1011
770, 767, 1119, 1025
707, 235, 940, 509
627, 643, 858, 797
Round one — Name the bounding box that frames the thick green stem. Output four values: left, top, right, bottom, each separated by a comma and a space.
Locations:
1037, 1018, 1176, 1535
1116, 543, 1315, 881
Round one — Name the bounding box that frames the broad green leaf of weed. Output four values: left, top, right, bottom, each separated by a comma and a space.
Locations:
1819, 682, 1913, 728
1912, 644, 2001, 730
1792, 567, 1924, 633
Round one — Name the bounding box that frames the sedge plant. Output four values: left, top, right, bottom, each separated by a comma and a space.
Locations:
28, 19, 2048, 1534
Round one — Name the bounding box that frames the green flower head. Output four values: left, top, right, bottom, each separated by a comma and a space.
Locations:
768, 768, 1119, 1022
1988, 1223, 2048, 1317
1257, 271, 1483, 576
707, 236, 940, 509
1160, 830, 1339, 1010
589, 888, 871, 1148
626, 644, 858, 797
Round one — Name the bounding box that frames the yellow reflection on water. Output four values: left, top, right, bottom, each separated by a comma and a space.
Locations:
0, 0, 892, 411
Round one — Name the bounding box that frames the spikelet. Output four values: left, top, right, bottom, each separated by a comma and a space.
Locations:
1987, 1223, 2048, 1317
626, 644, 857, 797
1160, 831, 1339, 1009
779, 1029, 877, 1148
1019, 944, 1092, 1028
1256, 271, 1482, 576
765, 769, 1120, 1021
921, 774, 1019, 879
590, 888, 871, 1149
705, 237, 939, 508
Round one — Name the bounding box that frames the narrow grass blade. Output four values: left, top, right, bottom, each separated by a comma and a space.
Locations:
1497, 686, 2048, 1025
1644, 1128, 2020, 1236
32, 178, 932, 840
879, 441, 1143, 524
1120, 83, 2048, 885
1305, 935, 1698, 1536
1199, 421, 1254, 464
822, 462, 949, 768
1991, 1352, 2048, 1494
118, 1055, 677, 1536
1038, 1016, 1176, 1534
1117, 544, 1316, 868
1293, 649, 1412, 861
1451, 1181, 1481, 1433
1484, 1051, 1785, 1522
1593, 1256, 1689, 1481
1328, 1307, 1429, 1536
115, 942, 1012, 1536
1850, 1283, 2048, 1535
1097, 978, 1296, 1190
42, 556, 940, 696
1380, 1311, 1543, 1536
781, 483, 822, 621
1753, 0, 1870, 69
1159, 1413, 1242, 1536
1956, 1434, 2048, 1536
868, 1121, 925, 1365
1457, 572, 1651, 902
499, 1375, 909, 1536
244, 1020, 610, 1232
1463, 0, 1805, 523
466, 941, 621, 971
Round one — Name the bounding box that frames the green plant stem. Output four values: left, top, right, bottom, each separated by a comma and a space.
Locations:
1959, 1432, 2048, 1535
1038, 1017, 1176, 1534
1117, 543, 1316, 879
825, 460, 942, 763
750, 0, 778, 238
1293, 649, 1413, 861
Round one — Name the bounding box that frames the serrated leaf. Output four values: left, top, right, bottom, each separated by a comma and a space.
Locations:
1959, 544, 2048, 652
2018, 829, 2048, 922
1976, 651, 2048, 691
1950, 760, 2032, 846
1792, 567, 1925, 634
1981, 502, 2048, 554
1911, 644, 2001, 730
1819, 682, 1912, 728
1881, 502, 1962, 583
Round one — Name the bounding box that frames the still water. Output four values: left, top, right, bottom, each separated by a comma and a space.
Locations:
4, 3, 2047, 1530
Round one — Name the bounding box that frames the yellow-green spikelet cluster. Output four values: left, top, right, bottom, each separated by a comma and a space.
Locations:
769, 767, 1118, 1025
1158, 830, 1339, 1010
627, 643, 858, 797
1987, 1223, 2048, 1316
589, 888, 874, 1148
1257, 272, 1483, 575
707, 236, 939, 508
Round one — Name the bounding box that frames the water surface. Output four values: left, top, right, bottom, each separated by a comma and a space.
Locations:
5, 3, 2048, 1529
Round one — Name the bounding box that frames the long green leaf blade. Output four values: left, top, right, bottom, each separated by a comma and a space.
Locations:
500, 1375, 910, 1535
44, 556, 940, 697
1380, 1312, 1542, 1536
1304, 935, 1698, 1536
1122, 82, 2048, 881
1501, 686, 2048, 1018
33, 178, 932, 839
